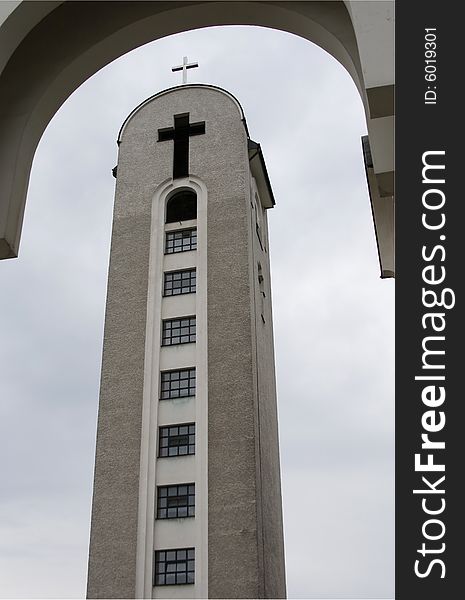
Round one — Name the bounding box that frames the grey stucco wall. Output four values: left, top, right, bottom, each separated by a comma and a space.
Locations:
250, 201, 287, 599
87, 85, 285, 598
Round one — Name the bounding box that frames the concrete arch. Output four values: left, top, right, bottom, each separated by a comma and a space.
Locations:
0, 1, 394, 273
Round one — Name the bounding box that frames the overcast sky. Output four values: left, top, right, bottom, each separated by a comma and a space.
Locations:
0, 25, 394, 599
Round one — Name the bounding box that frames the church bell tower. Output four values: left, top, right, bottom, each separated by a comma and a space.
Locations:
87, 83, 286, 599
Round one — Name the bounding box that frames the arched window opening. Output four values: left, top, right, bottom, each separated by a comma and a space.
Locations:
166, 190, 197, 223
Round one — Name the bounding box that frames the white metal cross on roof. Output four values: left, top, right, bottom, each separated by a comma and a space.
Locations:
172, 56, 199, 84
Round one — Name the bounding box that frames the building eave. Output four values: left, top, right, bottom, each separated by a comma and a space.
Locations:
362, 135, 395, 278
248, 140, 276, 209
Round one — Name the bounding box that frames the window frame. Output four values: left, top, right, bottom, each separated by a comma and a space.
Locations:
154, 548, 195, 586
165, 228, 197, 254
161, 316, 196, 346
158, 423, 195, 458
165, 189, 197, 224
160, 368, 196, 400
163, 268, 196, 297
156, 483, 195, 519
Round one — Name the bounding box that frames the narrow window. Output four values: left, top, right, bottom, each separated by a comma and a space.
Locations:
154, 548, 195, 585
158, 423, 195, 457
165, 228, 197, 254
162, 317, 196, 346
157, 484, 195, 519
166, 190, 197, 223
254, 198, 265, 251
163, 269, 196, 296
160, 368, 196, 399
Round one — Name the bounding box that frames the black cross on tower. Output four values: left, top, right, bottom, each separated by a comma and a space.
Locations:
158, 113, 206, 179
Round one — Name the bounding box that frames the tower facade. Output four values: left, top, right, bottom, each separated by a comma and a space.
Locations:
87, 85, 286, 599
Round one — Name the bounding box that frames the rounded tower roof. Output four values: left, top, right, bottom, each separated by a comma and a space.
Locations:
117, 84, 248, 144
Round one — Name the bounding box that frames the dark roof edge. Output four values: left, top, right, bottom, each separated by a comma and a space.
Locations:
361, 134, 384, 278
248, 139, 276, 207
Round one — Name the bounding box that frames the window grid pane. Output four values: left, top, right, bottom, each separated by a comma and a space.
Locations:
165, 229, 197, 254
154, 548, 195, 586
163, 269, 196, 296
158, 423, 195, 458
162, 317, 196, 346
160, 368, 196, 400
157, 484, 195, 519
